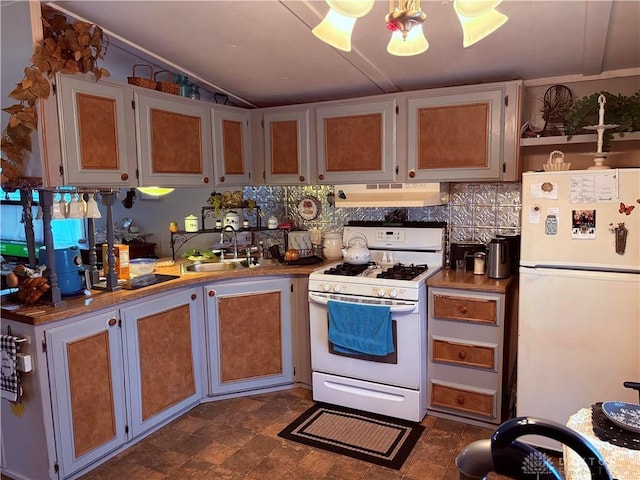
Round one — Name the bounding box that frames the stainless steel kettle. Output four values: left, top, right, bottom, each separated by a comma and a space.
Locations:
486, 238, 511, 279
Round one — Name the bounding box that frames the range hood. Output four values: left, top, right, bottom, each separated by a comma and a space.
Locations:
334, 183, 450, 208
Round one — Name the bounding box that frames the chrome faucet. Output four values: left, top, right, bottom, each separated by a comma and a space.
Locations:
221, 225, 239, 259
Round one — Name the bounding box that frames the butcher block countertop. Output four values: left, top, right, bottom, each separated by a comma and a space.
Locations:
2, 259, 332, 326
427, 269, 515, 293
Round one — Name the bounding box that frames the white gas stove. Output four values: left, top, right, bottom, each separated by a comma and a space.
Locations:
309, 222, 445, 301
308, 221, 446, 422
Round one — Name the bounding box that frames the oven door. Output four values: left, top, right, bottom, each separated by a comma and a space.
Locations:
308, 291, 424, 389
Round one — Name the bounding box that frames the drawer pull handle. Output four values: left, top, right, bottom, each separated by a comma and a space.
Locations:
456, 396, 465, 405
191, 293, 197, 300
458, 351, 466, 360
108, 318, 117, 327
208, 290, 215, 297
458, 305, 468, 314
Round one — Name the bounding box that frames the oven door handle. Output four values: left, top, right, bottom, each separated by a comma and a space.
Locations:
308, 292, 418, 313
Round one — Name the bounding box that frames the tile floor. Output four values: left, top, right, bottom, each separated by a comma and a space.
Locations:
64, 387, 528, 480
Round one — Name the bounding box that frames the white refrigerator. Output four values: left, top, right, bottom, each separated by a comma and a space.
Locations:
517, 168, 640, 451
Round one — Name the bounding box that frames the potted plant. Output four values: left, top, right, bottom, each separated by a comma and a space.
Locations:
563, 90, 640, 151
1, 6, 109, 184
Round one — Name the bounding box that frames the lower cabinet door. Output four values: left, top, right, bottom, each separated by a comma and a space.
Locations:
46, 310, 127, 478
205, 277, 293, 395
121, 288, 203, 437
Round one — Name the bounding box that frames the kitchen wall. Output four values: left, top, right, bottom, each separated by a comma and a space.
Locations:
101, 182, 521, 262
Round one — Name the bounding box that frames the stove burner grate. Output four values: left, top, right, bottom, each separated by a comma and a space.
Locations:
323, 262, 377, 276
377, 264, 429, 281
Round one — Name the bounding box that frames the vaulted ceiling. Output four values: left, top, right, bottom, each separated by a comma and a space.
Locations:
47, 1, 640, 108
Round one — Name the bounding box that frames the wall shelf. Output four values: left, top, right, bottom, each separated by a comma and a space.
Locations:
520, 131, 640, 147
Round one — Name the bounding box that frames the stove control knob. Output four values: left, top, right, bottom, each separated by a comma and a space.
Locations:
388, 288, 399, 298
333, 284, 342, 293
376, 288, 386, 297
322, 283, 331, 292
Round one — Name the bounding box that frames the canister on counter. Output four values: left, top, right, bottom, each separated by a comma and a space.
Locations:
473, 252, 486, 275
184, 214, 199, 232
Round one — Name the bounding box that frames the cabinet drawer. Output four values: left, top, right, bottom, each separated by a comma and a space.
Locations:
432, 337, 496, 370
430, 381, 496, 418
433, 294, 497, 325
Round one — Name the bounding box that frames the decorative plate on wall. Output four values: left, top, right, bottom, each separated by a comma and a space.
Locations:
298, 195, 321, 220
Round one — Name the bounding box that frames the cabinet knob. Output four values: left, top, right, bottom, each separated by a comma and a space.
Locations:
219, 176, 225, 182
458, 351, 466, 360
208, 290, 215, 297
121, 173, 129, 181
191, 293, 197, 300
409, 170, 416, 178
108, 318, 117, 327
456, 396, 465, 405
203, 177, 209, 184
458, 305, 468, 314
318, 174, 324, 181
299, 175, 305, 182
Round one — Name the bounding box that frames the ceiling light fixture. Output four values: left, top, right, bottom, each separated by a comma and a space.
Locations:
313, 0, 508, 57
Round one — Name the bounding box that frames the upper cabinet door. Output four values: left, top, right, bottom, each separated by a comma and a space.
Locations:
135, 92, 213, 187
406, 87, 508, 182
264, 109, 310, 185
316, 99, 397, 184
212, 106, 252, 186
57, 74, 137, 187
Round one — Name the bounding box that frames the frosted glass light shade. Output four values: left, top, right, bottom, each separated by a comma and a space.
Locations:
387, 27, 429, 56
327, 0, 374, 18
454, 0, 503, 18
455, 7, 508, 48
312, 9, 358, 51
137, 187, 175, 197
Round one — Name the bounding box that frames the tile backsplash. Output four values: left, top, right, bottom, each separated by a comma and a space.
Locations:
246, 182, 521, 262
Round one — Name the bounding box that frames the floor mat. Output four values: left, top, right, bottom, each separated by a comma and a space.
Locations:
278, 403, 425, 470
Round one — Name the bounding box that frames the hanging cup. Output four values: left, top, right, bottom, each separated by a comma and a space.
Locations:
51, 194, 66, 219
67, 193, 85, 219
85, 193, 102, 219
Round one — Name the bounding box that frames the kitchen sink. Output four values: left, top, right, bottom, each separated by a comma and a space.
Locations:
182, 261, 245, 273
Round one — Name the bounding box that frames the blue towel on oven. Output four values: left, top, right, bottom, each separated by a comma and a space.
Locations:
327, 300, 394, 356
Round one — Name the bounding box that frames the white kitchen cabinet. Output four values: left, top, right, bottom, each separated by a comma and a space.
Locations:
53, 74, 214, 188
212, 105, 252, 186
135, 91, 213, 187
56, 74, 137, 187
120, 288, 204, 437
426, 273, 517, 427
315, 98, 397, 184
405, 81, 521, 182
204, 277, 293, 395
263, 108, 311, 185
44, 287, 203, 478
46, 309, 128, 478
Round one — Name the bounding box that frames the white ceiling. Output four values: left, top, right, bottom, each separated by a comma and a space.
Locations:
47, 1, 640, 108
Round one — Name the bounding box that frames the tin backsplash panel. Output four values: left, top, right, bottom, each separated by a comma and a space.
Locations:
245, 182, 521, 260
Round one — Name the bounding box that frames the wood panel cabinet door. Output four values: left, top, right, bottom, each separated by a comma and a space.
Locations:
205, 277, 293, 395
316, 99, 397, 184
264, 109, 310, 185
135, 92, 213, 187
121, 288, 203, 437
407, 88, 504, 181
46, 309, 127, 478
57, 74, 137, 187
212, 105, 252, 186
